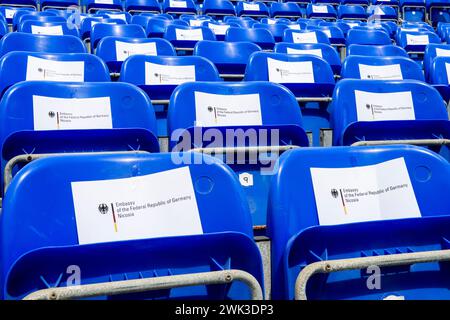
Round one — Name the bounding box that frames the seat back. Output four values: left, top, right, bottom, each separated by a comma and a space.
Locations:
225, 27, 275, 50
429, 56, 450, 84
18, 20, 80, 37
125, 0, 162, 13
346, 28, 392, 45
398, 30, 441, 51
283, 29, 331, 45
85, 0, 123, 13
202, 0, 236, 16
91, 23, 146, 49
201, 20, 239, 40
270, 2, 303, 18
146, 16, 188, 37
164, 25, 216, 49
423, 43, 450, 81
253, 22, 288, 42
306, 4, 337, 19
236, 1, 269, 17
347, 44, 409, 57
162, 0, 198, 14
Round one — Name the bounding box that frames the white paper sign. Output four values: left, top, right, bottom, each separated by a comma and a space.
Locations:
358, 64, 403, 80
107, 13, 126, 21
189, 19, 204, 26
195, 91, 262, 127
311, 157, 421, 226
115, 41, 157, 61
208, 23, 230, 35
71, 166, 203, 245
267, 58, 314, 83
347, 22, 359, 28
355, 90, 415, 121
94, 0, 113, 4
406, 34, 429, 45
312, 5, 328, 13
286, 48, 323, 58
170, 0, 187, 7
145, 62, 196, 85
31, 25, 63, 35
26, 56, 85, 82
33, 96, 113, 130
175, 28, 203, 40
267, 18, 276, 25
287, 24, 301, 30
5, 9, 15, 19
436, 47, 450, 57
243, 3, 260, 10
292, 31, 318, 44
321, 29, 332, 38
445, 62, 450, 84
400, 27, 419, 32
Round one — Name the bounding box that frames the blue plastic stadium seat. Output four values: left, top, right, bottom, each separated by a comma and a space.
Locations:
202, 0, 236, 17
40, 0, 78, 11
13, 11, 59, 30
346, 28, 392, 45
268, 145, 450, 300
275, 42, 342, 74
428, 56, 450, 102
146, 16, 188, 38
80, 17, 126, 40
164, 25, 216, 50
397, 30, 441, 53
181, 15, 212, 27
347, 44, 409, 56
201, 20, 239, 41
0, 52, 110, 96
95, 11, 133, 23
0, 7, 34, 24
329, 79, 450, 148
0, 20, 7, 39
162, 0, 197, 15
306, 4, 337, 20
194, 40, 261, 77
96, 37, 175, 74
236, 1, 269, 18
342, 0, 370, 5
85, 0, 124, 13
225, 27, 275, 50
0, 152, 263, 300
319, 20, 352, 36
283, 29, 331, 45
270, 2, 303, 19
260, 17, 291, 24
307, 25, 345, 45
400, 0, 426, 21
341, 55, 425, 81
0, 0, 37, 10
119, 55, 220, 101
368, 5, 399, 20
427, 0, 450, 26
253, 23, 288, 42
223, 15, 254, 22
91, 23, 146, 49
338, 5, 368, 20
0, 81, 160, 191
18, 20, 80, 37
125, 0, 162, 14
16, 14, 66, 29
0, 33, 86, 56
423, 43, 450, 82
167, 81, 308, 232
224, 17, 256, 28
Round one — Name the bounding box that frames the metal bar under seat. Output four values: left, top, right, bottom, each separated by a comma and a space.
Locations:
351, 138, 450, 147
190, 145, 300, 155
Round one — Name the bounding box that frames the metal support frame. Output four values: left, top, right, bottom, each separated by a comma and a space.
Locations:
351, 138, 450, 147
295, 249, 450, 300
296, 97, 332, 103
41, 4, 81, 11
401, 5, 426, 20
190, 145, 300, 155
273, 15, 304, 19
240, 14, 270, 18
428, 6, 449, 25
0, 3, 37, 9
87, 7, 123, 13
4, 150, 150, 193
220, 74, 245, 80
151, 99, 170, 105
175, 47, 194, 52
24, 269, 263, 300
126, 9, 162, 15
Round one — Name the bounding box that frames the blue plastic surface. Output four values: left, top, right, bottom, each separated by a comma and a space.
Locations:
338, 5, 368, 19
163, 0, 198, 15
346, 27, 392, 45
146, 16, 188, 37
18, 20, 80, 37
270, 2, 303, 18
91, 23, 146, 49
306, 4, 337, 19
253, 23, 288, 42
202, 0, 236, 16
236, 1, 269, 17
283, 29, 331, 44
225, 27, 274, 50
347, 44, 409, 57
85, 0, 123, 13
125, 0, 162, 13
164, 25, 216, 49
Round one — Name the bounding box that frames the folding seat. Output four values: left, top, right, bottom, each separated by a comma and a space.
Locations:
427, 0, 450, 27
275, 42, 342, 75
96, 37, 176, 75
268, 145, 450, 300
202, 0, 236, 17
225, 17, 256, 28
201, 20, 239, 41
0, 81, 160, 193
437, 22, 450, 39
341, 55, 425, 81
12, 11, 57, 30
397, 30, 441, 56
0, 6, 34, 25
306, 4, 338, 21
0, 33, 86, 56
428, 56, 450, 103
0, 52, 110, 97
245, 52, 335, 146
307, 25, 345, 47
85, 0, 124, 13
346, 28, 391, 46
0, 0, 37, 10
80, 17, 126, 41
269, 2, 303, 19
18, 21, 80, 37
423, 44, 450, 82
400, 0, 426, 21
319, 20, 352, 36
146, 16, 188, 38
40, 0, 78, 11
1, 152, 264, 300
236, 1, 270, 18
367, 5, 398, 21
16, 14, 66, 28
125, 0, 162, 14
95, 11, 133, 23
283, 29, 331, 45
163, 25, 216, 53
337, 5, 368, 20
341, 0, 370, 7
162, 0, 198, 16
225, 27, 275, 50
253, 22, 288, 42
328, 79, 450, 157
194, 40, 260, 79
347, 43, 409, 57
90, 23, 146, 49
167, 81, 308, 234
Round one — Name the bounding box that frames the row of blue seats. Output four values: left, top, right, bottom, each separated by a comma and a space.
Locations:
0, 144, 449, 299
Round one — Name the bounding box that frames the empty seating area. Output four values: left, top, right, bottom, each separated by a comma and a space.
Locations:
0, 0, 449, 302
